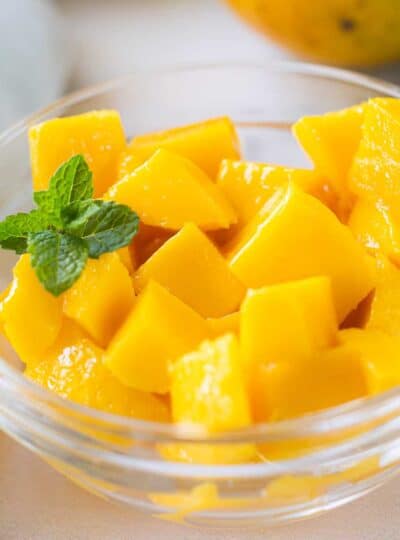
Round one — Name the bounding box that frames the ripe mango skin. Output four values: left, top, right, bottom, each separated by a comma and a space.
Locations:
227, 0, 400, 67
134, 223, 245, 318
29, 110, 126, 197
226, 183, 376, 322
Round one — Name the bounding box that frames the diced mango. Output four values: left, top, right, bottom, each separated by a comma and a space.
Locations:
207, 312, 240, 338
167, 334, 255, 464
253, 346, 366, 421
63, 253, 134, 347
0, 284, 11, 334
106, 149, 236, 231
128, 117, 240, 178
29, 111, 126, 197
105, 281, 209, 393
2, 255, 62, 365
241, 277, 337, 374
349, 198, 400, 264
339, 328, 400, 394
26, 319, 170, 421
117, 150, 144, 179
350, 99, 400, 209
216, 159, 324, 228
134, 223, 245, 318
293, 105, 364, 199
226, 182, 375, 322
367, 255, 400, 336
117, 246, 135, 274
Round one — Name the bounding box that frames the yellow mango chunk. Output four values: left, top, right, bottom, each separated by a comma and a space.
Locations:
253, 346, 366, 421
29, 110, 126, 197
349, 198, 400, 264
0, 284, 11, 334
117, 246, 135, 274
207, 312, 240, 338
131, 223, 174, 268
117, 150, 144, 179
105, 281, 209, 393
2, 255, 62, 365
216, 159, 323, 228
134, 223, 245, 318
167, 334, 255, 464
350, 99, 400, 209
26, 319, 170, 421
367, 255, 400, 336
241, 277, 337, 373
293, 105, 364, 198
226, 183, 375, 322
128, 116, 240, 178
106, 149, 236, 231
63, 253, 134, 347
340, 328, 400, 395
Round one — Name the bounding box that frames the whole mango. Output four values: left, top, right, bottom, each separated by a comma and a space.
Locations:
226, 0, 400, 66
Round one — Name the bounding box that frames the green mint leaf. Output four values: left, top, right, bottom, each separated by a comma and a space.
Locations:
0, 210, 49, 254
65, 200, 139, 258
34, 155, 93, 227
27, 230, 88, 296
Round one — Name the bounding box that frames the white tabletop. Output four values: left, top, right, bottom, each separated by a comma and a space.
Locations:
2, 1, 400, 537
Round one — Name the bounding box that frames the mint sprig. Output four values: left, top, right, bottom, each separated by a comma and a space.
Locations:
0, 155, 139, 296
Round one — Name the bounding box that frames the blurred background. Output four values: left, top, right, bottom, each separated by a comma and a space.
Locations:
2, 0, 400, 130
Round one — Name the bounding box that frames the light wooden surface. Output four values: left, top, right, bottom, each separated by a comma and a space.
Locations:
2, 1, 400, 538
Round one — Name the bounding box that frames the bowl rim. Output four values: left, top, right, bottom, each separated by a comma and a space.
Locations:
1, 60, 400, 444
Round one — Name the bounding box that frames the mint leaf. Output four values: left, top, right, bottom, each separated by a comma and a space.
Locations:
66, 200, 139, 258
0, 210, 48, 254
34, 155, 93, 227
27, 230, 88, 296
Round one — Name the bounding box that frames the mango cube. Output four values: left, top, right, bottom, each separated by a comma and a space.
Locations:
207, 312, 240, 338
166, 334, 255, 464
117, 150, 144, 179
2, 255, 62, 365
26, 319, 170, 421
106, 149, 236, 231
29, 110, 126, 197
63, 253, 135, 347
227, 183, 375, 322
216, 159, 323, 228
350, 99, 400, 209
128, 116, 240, 178
241, 277, 337, 373
367, 255, 400, 336
134, 223, 245, 318
293, 105, 364, 198
253, 346, 366, 421
340, 328, 400, 394
349, 198, 400, 264
105, 281, 209, 393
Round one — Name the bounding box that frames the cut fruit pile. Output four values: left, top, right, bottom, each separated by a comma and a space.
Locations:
3, 100, 400, 464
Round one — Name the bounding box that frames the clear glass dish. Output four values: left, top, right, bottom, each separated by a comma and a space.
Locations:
1, 63, 400, 528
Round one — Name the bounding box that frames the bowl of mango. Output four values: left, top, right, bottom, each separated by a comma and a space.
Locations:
1, 65, 400, 526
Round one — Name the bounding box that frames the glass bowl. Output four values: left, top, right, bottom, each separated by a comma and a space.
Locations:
1, 63, 400, 528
